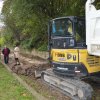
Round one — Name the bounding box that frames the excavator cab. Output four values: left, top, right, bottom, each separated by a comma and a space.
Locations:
48, 17, 86, 50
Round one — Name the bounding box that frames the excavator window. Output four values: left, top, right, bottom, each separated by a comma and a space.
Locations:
75, 19, 86, 43
51, 18, 73, 36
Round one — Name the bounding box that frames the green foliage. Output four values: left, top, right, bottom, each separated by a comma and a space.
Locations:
1, 0, 100, 51
0, 64, 36, 100
0, 37, 5, 46
38, 44, 48, 51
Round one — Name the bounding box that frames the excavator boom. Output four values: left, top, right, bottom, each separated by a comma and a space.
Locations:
86, 0, 100, 56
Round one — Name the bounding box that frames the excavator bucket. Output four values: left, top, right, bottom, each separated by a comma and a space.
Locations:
86, 0, 100, 56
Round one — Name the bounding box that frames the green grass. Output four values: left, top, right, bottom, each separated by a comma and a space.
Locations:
0, 64, 36, 100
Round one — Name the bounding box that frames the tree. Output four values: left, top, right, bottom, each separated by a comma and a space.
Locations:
2, 0, 100, 50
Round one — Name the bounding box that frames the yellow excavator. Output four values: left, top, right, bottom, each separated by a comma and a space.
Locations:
41, 0, 100, 100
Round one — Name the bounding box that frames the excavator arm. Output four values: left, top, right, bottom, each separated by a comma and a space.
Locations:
86, 0, 100, 56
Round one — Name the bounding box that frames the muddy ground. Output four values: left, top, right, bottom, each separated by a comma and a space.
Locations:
4, 53, 70, 100
1, 52, 100, 100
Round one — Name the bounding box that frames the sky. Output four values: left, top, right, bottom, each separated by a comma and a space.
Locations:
0, 0, 4, 27
0, 0, 4, 14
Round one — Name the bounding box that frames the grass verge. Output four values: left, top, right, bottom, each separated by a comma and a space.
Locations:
0, 63, 36, 100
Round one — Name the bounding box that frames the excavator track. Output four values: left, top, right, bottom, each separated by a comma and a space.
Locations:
41, 69, 93, 100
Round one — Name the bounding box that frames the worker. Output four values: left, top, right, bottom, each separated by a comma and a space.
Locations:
14, 44, 20, 65
2, 45, 10, 64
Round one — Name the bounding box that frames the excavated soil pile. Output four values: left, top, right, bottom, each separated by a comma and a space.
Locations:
8, 57, 50, 76
6, 55, 70, 100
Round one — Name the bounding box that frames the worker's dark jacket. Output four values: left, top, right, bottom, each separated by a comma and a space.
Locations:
2, 48, 10, 56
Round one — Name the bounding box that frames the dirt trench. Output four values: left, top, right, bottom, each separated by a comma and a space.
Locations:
4, 54, 70, 100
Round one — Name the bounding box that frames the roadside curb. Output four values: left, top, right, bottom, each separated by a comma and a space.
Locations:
0, 60, 48, 100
